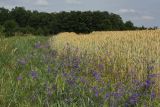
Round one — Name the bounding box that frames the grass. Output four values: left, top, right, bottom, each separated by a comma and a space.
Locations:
0, 30, 160, 107
0, 35, 49, 106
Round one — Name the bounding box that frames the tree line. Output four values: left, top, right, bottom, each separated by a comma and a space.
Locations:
0, 7, 156, 37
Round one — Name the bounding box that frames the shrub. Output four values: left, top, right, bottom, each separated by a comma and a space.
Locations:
0, 25, 5, 38
16, 26, 35, 35
4, 20, 18, 37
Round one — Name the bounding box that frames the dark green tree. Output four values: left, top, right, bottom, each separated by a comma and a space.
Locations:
10, 7, 30, 27
0, 25, 5, 37
109, 13, 125, 30
0, 6, 147, 36
0, 8, 10, 25
4, 20, 18, 37
125, 21, 135, 30
0, 25, 5, 33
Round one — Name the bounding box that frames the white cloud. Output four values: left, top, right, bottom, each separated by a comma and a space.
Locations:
35, 0, 49, 6
2, 5, 14, 10
141, 16, 155, 21
65, 0, 81, 4
118, 9, 136, 14
132, 15, 155, 22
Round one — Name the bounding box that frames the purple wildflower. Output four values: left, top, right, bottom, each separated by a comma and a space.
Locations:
91, 86, 99, 97
80, 77, 88, 85
17, 76, 22, 81
72, 57, 80, 69
46, 86, 52, 96
52, 84, 57, 90
31, 95, 37, 102
63, 72, 68, 77
148, 73, 160, 78
145, 79, 153, 88
34, 41, 41, 48
147, 65, 154, 71
80, 77, 85, 83
100, 80, 105, 86
66, 79, 75, 86
44, 42, 50, 48
49, 50, 57, 57
98, 64, 104, 71
106, 50, 110, 55
151, 91, 156, 100
47, 90, 52, 96
112, 92, 122, 98
95, 91, 99, 97
105, 93, 110, 100
129, 93, 140, 105
73, 64, 79, 69
18, 59, 27, 65
92, 71, 101, 80
47, 66, 51, 73
92, 86, 97, 92
99, 88, 104, 94
29, 71, 38, 79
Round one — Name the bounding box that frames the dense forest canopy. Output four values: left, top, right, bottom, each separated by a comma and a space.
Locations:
0, 7, 156, 36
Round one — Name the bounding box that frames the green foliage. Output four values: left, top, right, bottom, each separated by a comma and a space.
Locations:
125, 21, 135, 30
0, 6, 152, 36
16, 26, 35, 35
10, 7, 30, 27
0, 7, 9, 25
0, 25, 5, 37
4, 20, 18, 37
0, 25, 4, 32
0, 25, 5, 38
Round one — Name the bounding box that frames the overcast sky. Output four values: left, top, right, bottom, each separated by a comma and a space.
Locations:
0, 0, 160, 27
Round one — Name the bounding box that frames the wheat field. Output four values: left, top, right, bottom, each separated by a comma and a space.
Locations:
50, 30, 160, 64
50, 30, 160, 59
50, 30, 160, 89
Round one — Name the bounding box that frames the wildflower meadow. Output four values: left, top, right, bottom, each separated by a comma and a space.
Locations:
0, 30, 160, 107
